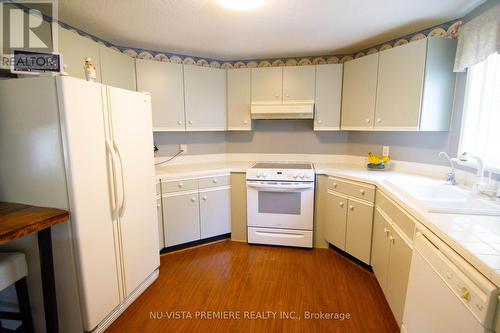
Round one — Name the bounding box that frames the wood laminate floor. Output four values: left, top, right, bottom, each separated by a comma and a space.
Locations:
105, 240, 399, 333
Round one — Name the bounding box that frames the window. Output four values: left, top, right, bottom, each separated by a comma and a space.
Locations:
459, 52, 500, 170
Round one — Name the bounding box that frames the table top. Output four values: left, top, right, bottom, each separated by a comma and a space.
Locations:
0, 202, 69, 245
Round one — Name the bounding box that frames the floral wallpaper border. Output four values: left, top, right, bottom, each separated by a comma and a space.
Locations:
33, 3, 462, 69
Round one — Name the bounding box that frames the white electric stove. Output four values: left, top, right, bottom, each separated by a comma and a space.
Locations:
246, 162, 315, 248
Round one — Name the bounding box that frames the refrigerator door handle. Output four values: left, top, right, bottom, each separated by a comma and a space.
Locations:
113, 140, 126, 218
105, 139, 120, 217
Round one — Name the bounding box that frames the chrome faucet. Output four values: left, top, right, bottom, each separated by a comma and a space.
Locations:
458, 152, 488, 194
439, 152, 458, 185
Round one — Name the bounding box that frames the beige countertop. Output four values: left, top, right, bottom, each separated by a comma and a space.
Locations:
156, 160, 500, 287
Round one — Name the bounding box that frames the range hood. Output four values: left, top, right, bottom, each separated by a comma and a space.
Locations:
251, 102, 314, 120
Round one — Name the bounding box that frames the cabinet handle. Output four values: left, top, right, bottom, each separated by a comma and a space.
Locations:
349, 205, 354, 211
212, 179, 218, 184
274, 94, 280, 98
377, 118, 382, 124
365, 118, 371, 123
389, 235, 396, 243
188, 120, 193, 125
317, 119, 323, 124
243, 120, 248, 124
157, 203, 161, 208
285, 93, 290, 98
339, 202, 344, 208
177, 120, 182, 125
191, 197, 197, 202
332, 182, 338, 188
360, 189, 366, 195
460, 287, 471, 302
178, 182, 184, 188
202, 195, 208, 201
383, 228, 390, 235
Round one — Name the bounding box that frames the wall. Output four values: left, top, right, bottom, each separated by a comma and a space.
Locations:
225, 120, 348, 154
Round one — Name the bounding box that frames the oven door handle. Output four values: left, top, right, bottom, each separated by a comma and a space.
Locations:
247, 183, 314, 192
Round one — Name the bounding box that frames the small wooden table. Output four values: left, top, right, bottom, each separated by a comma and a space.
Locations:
0, 202, 70, 333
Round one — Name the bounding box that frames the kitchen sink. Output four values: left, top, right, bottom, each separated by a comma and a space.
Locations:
383, 179, 500, 216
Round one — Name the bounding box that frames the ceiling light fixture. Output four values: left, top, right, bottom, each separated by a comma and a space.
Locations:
217, 0, 264, 11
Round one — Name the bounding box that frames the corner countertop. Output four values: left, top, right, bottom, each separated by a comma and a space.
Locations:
156, 159, 500, 287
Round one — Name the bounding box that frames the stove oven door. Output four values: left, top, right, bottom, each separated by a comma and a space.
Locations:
246, 181, 314, 230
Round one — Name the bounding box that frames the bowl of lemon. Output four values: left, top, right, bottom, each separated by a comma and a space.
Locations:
367, 152, 391, 171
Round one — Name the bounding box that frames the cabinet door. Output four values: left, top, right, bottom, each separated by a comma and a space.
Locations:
314, 64, 343, 130
375, 39, 426, 130
58, 27, 101, 81
283, 66, 315, 102
136, 59, 185, 131
99, 45, 136, 90
227, 68, 251, 130
345, 199, 374, 264
325, 191, 348, 250
341, 53, 379, 129
157, 198, 164, 250
386, 226, 413, 326
371, 209, 391, 294
184, 65, 226, 131
200, 188, 231, 239
163, 193, 201, 246
251, 67, 283, 104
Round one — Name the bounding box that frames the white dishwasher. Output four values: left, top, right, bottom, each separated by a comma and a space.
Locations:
402, 230, 498, 333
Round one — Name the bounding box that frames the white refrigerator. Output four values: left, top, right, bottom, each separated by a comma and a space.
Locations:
0, 76, 160, 332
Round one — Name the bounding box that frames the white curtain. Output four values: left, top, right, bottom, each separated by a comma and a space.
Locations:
459, 53, 500, 169
454, 3, 500, 72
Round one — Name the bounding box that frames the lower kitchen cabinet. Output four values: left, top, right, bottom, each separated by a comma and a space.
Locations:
163, 192, 201, 247
345, 198, 374, 263
161, 175, 231, 248
325, 191, 348, 249
371, 190, 414, 327
156, 198, 164, 250
200, 188, 231, 239
371, 209, 391, 294
324, 177, 375, 264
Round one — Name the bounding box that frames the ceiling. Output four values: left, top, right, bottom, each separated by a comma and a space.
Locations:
56, 0, 485, 60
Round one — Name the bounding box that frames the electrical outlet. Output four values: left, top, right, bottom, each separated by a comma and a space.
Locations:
179, 144, 187, 153
383, 146, 390, 156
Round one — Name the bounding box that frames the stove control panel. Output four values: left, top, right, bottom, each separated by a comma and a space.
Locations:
246, 168, 315, 181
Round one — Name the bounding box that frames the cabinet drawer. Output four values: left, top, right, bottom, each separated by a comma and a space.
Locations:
162, 179, 198, 193
327, 177, 375, 202
392, 207, 416, 241
198, 175, 230, 189
375, 190, 395, 218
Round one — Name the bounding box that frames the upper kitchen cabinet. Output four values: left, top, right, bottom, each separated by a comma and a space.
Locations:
184, 65, 227, 131
314, 64, 343, 130
136, 59, 185, 131
58, 27, 101, 82
251, 67, 283, 104
341, 53, 379, 130
99, 44, 136, 91
374, 39, 427, 130
341, 37, 457, 131
282, 66, 316, 103
227, 68, 251, 130
374, 38, 456, 131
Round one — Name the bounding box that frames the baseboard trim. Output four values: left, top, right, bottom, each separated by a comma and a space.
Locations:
160, 233, 231, 254
328, 243, 373, 272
